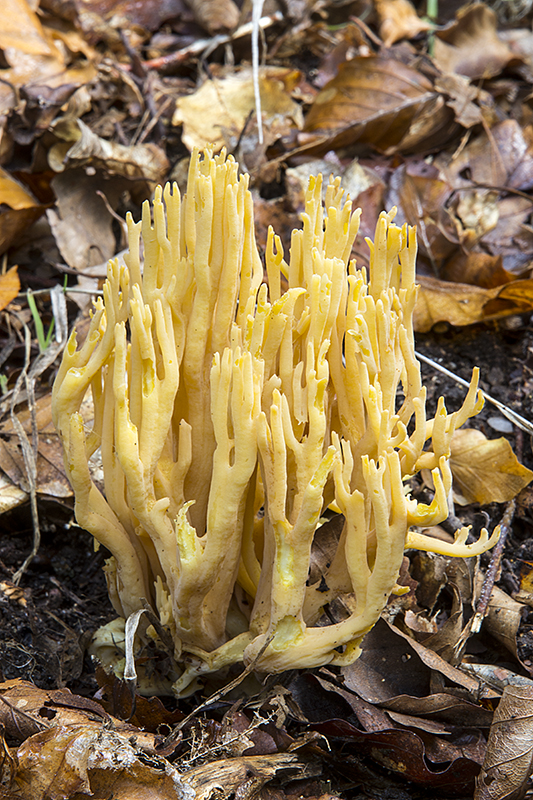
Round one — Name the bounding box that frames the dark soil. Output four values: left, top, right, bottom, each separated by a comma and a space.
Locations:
0, 499, 115, 693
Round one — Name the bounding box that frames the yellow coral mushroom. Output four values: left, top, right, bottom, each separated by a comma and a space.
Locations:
52, 149, 498, 696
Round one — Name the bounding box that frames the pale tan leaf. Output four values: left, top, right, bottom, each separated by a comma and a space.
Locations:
0, 0, 61, 59
172, 66, 303, 153
414, 275, 495, 331
450, 428, 533, 505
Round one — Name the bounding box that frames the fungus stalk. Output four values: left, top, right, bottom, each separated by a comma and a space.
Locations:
52, 149, 498, 696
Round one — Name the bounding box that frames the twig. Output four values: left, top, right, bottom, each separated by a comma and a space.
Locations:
139, 11, 283, 72
416, 350, 533, 436
471, 499, 516, 633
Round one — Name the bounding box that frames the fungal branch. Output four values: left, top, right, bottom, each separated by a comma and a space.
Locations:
52, 149, 499, 696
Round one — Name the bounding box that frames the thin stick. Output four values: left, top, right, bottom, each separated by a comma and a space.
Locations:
416, 350, 533, 436
471, 499, 516, 634
140, 11, 282, 72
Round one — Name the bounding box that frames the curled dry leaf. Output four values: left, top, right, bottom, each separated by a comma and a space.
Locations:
414, 275, 495, 331
450, 428, 533, 506
475, 685, 533, 800
434, 72, 490, 129
172, 67, 303, 153
183, 0, 240, 33
434, 3, 520, 79
485, 586, 526, 659
375, 0, 431, 48
301, 56, 450, 155
48, 118, 169, 183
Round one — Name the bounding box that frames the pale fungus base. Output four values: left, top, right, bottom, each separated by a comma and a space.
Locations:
52, 150, 499, 697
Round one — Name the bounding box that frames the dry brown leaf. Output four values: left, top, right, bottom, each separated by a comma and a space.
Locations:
414, 274, 533, 330
48, 118, 169, 183
0, 169, 44, 255
485, 586, 525, 658
450, 428, 533, 505
515, 561, 533, 608
70, 0, 190, 36
391, 158, 455, 262
434, 73, 490, 129
0, 266, 20, 312
476, 684, 533, 799
483, 278, 533, 317
414, 275, 495, 331
301, 56, 449, 155
441, 252, 515, 289
172, 67, 303, 153
439, 119, 533, 193
0, 394, 72, 499
375, 0, 431, 47
434, 3, 519, 79
184, 0, 239, 33
0, 0, 95, 116
46, 170, 126, 271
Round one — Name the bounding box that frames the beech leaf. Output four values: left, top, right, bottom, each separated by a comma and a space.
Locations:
450, 428, 533, 505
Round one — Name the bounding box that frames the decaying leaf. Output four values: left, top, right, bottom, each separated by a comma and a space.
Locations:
476, 685, 533, 800
184, 754, 310, 800
441, 252, 515, 289
450, 428, 533, 505
0, 471, 28, 515
15, 725, 194, 800
172, 67, 303, 153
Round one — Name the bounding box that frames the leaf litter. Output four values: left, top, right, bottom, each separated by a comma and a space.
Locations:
1, 0, 533, 797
